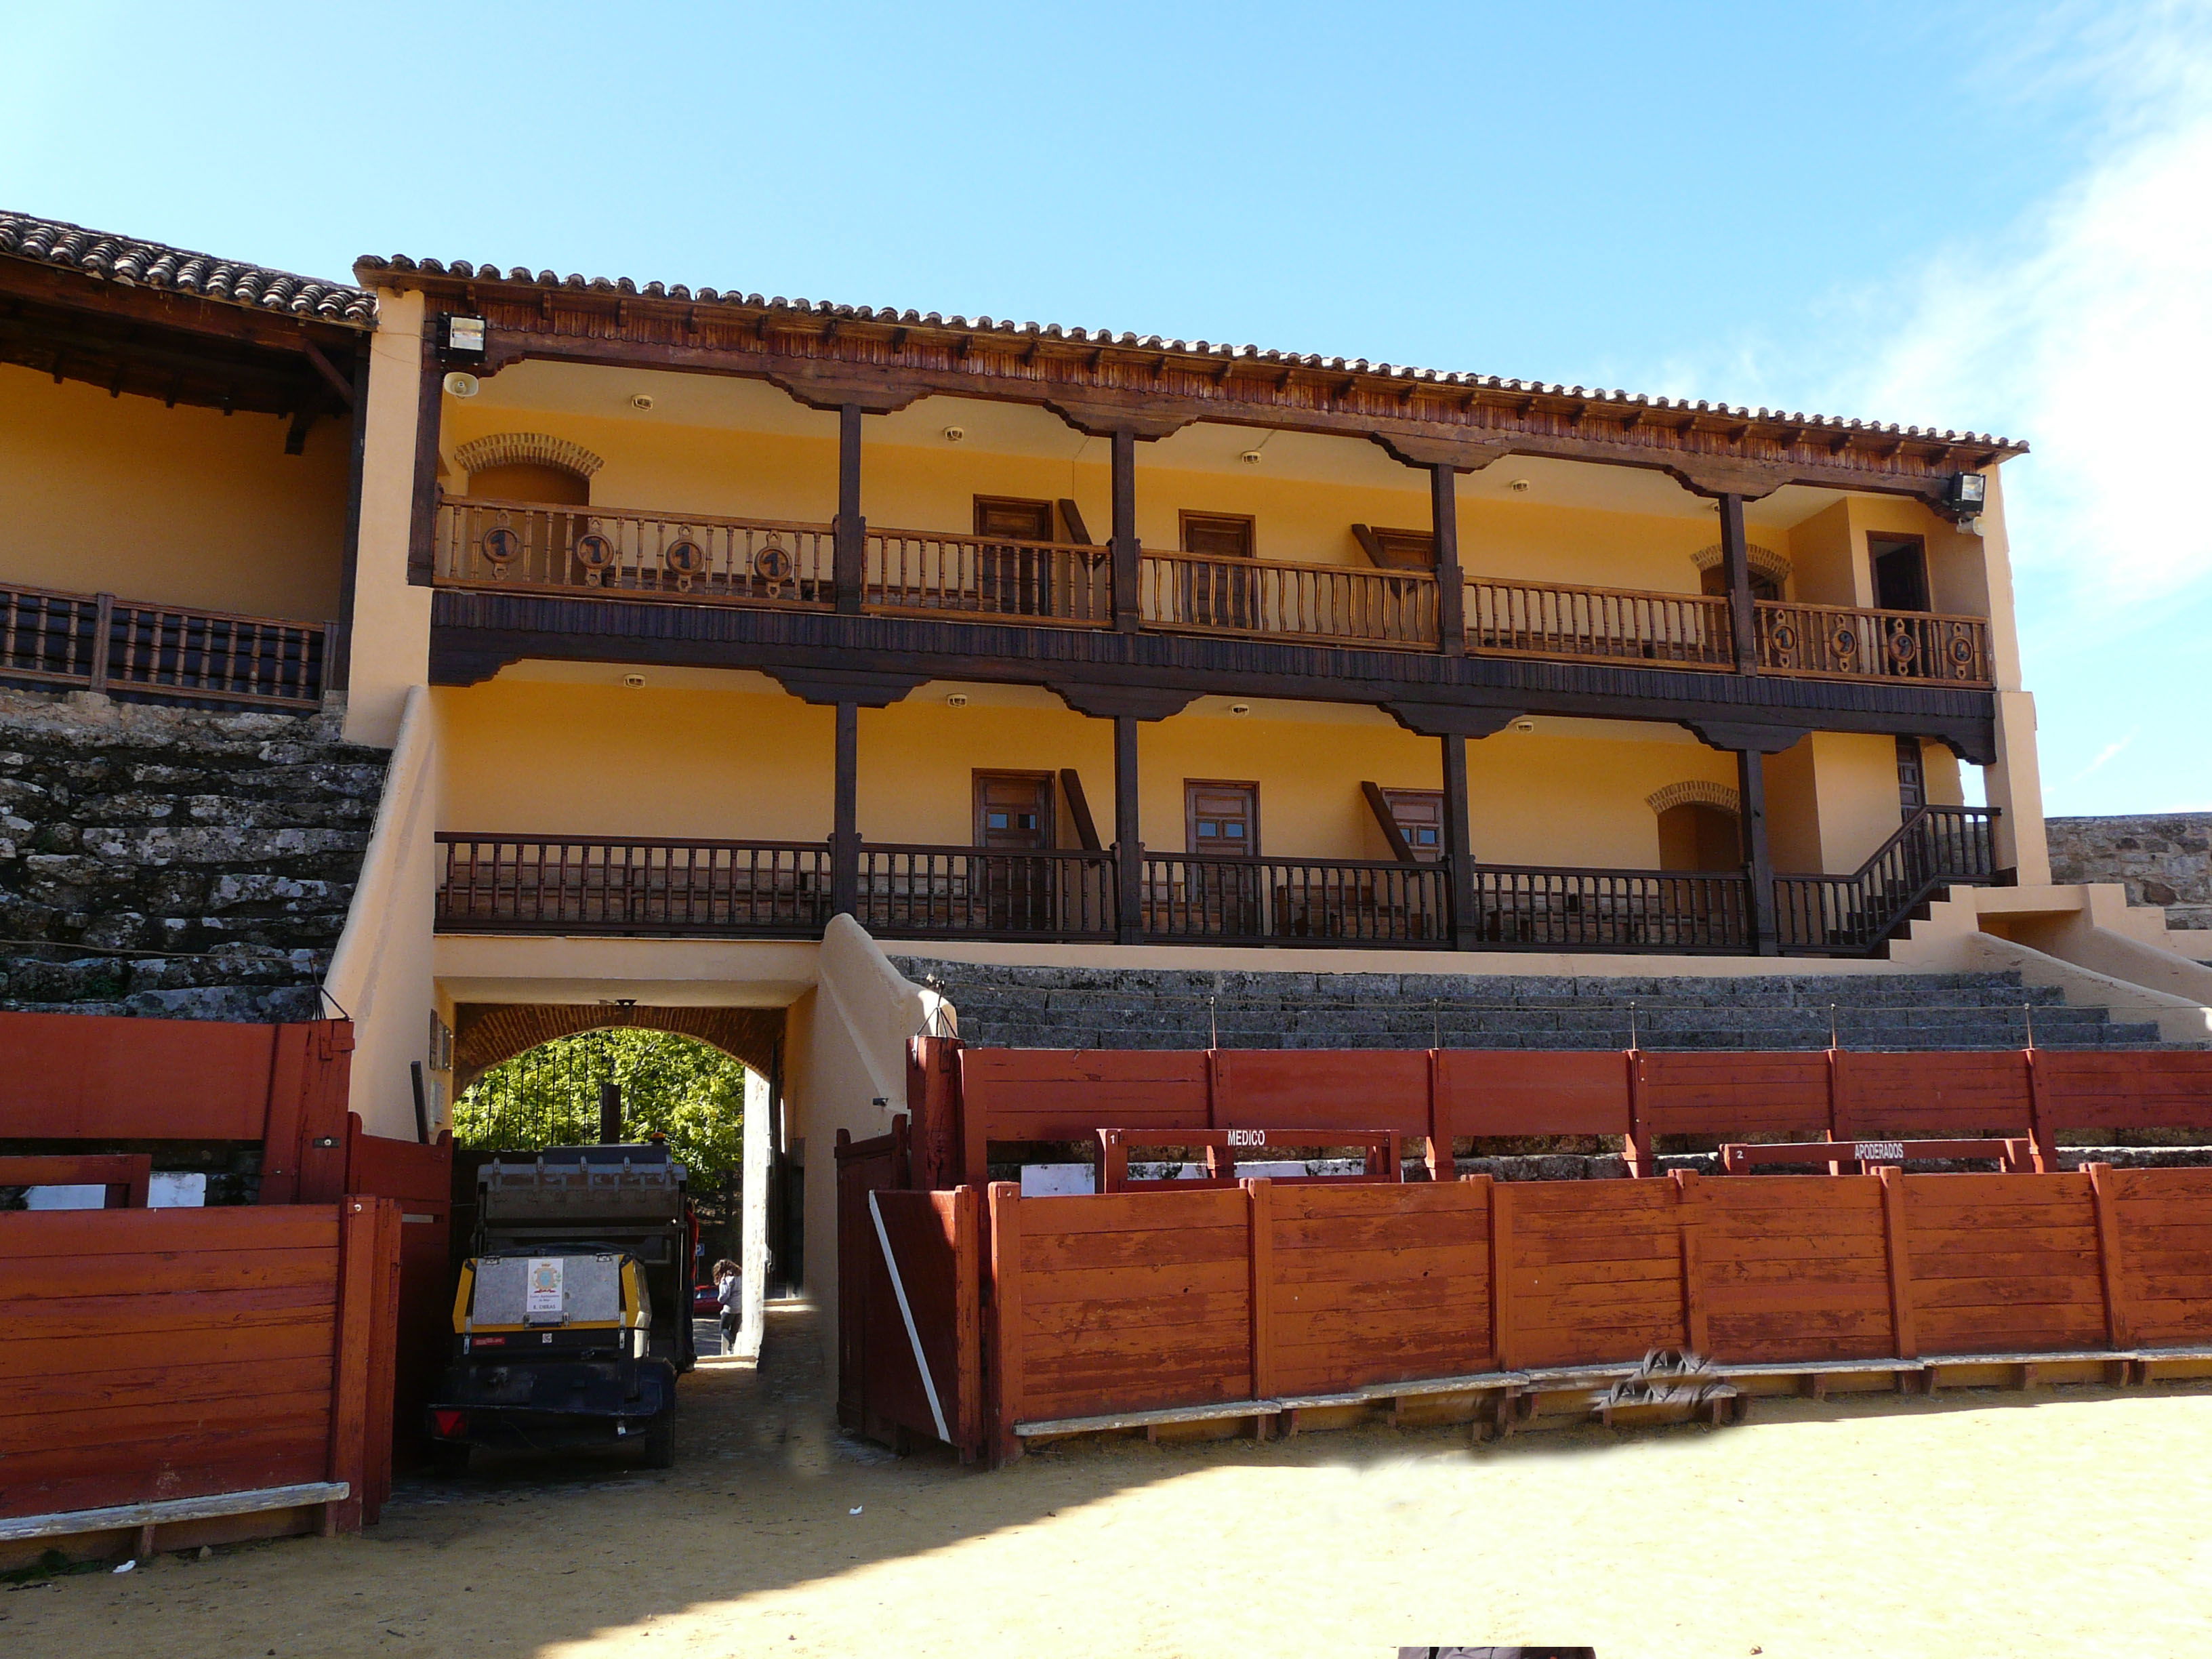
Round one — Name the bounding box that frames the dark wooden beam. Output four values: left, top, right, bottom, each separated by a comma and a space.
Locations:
1737, 747, 1780, 956
832, 701, 859, 918
1109, 428, 1140, 632
1361, 781, 1417, 864
298, 337, 356, 409
1430, 463, 1465, 658
1059, 767, 1102, 852
1717, 493, 1759, 675
333, 346, 370, 693
1440, 734, 1479, 951
405, 328, 445, 585
834, 403, 865, 616
1113, 714, 1141, 945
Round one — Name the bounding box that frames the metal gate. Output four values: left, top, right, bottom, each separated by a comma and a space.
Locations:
834, 1119, 982, 1460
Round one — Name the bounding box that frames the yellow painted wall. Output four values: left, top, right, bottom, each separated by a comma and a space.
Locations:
0, 361, 348, 621
443, 394, 1799, 594
1810, 731, 1909, 871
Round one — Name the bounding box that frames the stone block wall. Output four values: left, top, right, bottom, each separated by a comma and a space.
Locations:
2046, 815, 2212, 933
0, 687, 389, 1021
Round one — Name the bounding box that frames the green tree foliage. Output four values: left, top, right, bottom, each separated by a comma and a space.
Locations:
452, 1029, 745, 1186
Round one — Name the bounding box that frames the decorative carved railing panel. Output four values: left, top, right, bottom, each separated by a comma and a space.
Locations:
0, 579, 325, 710
434, 495, 836, 609
1756, 600, 1991, 687
1139, 552, 1439, 648
1774, 806, 1999, 954
865, 530, 1112, 625
857, 846, 1118, 941
435, 834, 833, 935
1469, 864, 1752, 953
1465, 579, 1735, 670
1140, 855, 1449, 945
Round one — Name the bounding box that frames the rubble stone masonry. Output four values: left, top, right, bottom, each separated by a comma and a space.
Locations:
0, 687, 388, 1020
2047, 813, 2212, 935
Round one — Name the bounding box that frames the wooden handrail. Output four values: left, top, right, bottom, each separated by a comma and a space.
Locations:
1139, 550, 1439, 647
1465, 577, 1735, 670
1774, 806, 1999, 954
1756, 598, 1992, 687
0, 578, 327, 709
864, 528, 1113, 625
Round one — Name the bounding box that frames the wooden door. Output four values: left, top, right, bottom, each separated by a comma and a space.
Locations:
1184, 780, 1262, 937
974, 772, 1054, 933
1179, 512, 1256, 630
974, 497, 1055, 617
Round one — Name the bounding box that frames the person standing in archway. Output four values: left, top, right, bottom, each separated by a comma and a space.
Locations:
712, 1257, 741, 1352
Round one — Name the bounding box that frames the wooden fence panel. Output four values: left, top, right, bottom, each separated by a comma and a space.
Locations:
2107, 1167, 2212, 1349
1635, 1051, 1832, 1139
856, 1187, 983, 1458
1435, 1050, 1631, 1140
1690, 1174, 1893, 1364
956, 1049, 1210, 1182
1834, 1050, 2032, 1140
1008, 1188, 1250, 1422
0, 1011, 280, 1140
1266, 1180, 1492, 1397
1498, 1179, 1686, 1370
0, 1203, 393, 1529
1901, 1173, 2107, 1355
2032, 1051, 2212, 1137
1209, 1050, 1431, 1134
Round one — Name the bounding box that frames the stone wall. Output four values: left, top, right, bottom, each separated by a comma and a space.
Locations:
0, 687, 389, 1021
2047, 815, 2212, 932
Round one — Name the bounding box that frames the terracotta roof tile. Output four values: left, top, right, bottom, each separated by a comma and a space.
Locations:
356, 253, 2018, 451
3, 210, 375, 327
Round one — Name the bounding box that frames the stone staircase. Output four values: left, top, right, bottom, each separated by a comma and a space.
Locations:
0, 689, 386, 1021
890, 958, 2175, 1052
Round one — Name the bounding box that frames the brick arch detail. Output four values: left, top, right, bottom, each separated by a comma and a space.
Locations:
452, 1002, 784, 1090
1689, 541, 1791, 586
451, 432, 605, 480
1645, 779, 1741, 818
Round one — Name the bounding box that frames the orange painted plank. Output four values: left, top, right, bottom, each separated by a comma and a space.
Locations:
1214, 1049, 1431, 1134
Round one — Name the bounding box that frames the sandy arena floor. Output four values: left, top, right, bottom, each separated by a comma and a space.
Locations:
6, 1305, 2211, 1659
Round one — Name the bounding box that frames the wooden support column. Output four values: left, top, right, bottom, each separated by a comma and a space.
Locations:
1879, 1166, 1917, 1366
834, 402, 866, 615
1113, 714, 1141, 943
404, 327, 445, 586
1717, 492, 1759, 674
1246, 1179, 1275, 1419
987, 1181, 1025, 1466
1736, 745, 1780, 956
1440, 730, 1478, 951
1109, 428, 1141, 631
333, 347, 371, 693
832, 700, 859, 917
1429, 462, 1465, 656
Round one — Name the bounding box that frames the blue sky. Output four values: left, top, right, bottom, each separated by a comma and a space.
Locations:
5, 1, 2207, 815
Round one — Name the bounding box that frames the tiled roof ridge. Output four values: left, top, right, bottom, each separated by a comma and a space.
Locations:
3, 209, 375, 327
356, 253, 2022, 453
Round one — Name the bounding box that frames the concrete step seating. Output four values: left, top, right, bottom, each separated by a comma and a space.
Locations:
891, 960, 2175, 1052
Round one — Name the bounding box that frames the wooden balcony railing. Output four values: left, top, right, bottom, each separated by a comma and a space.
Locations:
1775, 806, 1999, 955
864, 529, 1112, 625
1139, 552, 1439, 648
857, 846, 1118, 941
434, 496, 835, 608
1755, 600, 1992, 687
1469, 864, 1753, 953
0, 579, 327, 710
434, 834, 833, 935
1140, 854, 1449, 945
1465, 579, 1735, 670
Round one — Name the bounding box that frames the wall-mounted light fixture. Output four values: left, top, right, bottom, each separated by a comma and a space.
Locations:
943, 426, 966, 444
1227, 703, 1253, 716
945, 692, 970, 707
630, 393, 656, 411
622, 674, 646, 689
1946, 472, 1988, 514
443, 372, 480, 398
1509, 478, 1532, 493
1240, 449, 1263, 466
1513, 719, 1536, 733
442, 315, 486, 356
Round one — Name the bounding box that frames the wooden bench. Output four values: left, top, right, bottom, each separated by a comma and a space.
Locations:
1095, 1127, 1404, 1193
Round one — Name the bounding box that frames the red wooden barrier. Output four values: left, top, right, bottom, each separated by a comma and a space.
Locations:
1096, 1128, 1403, 1192
0, 1154, 152, 1207
914, 1038, 2212, 1186
849, 1187, 982, 1459
0, 1199, 398, 1536
974, 1166, 2212, 1461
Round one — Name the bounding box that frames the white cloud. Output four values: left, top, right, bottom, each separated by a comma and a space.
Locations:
1838, 2, 2212, 619
2069, 729, 2139, 784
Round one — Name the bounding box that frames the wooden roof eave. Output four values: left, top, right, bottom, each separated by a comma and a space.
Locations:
371, 266, 2023, 508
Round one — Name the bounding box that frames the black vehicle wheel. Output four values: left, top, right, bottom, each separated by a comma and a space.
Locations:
640, 1415, 675, 1469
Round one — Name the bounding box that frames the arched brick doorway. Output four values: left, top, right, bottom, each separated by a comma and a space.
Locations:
451, 1004, 785, 1092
